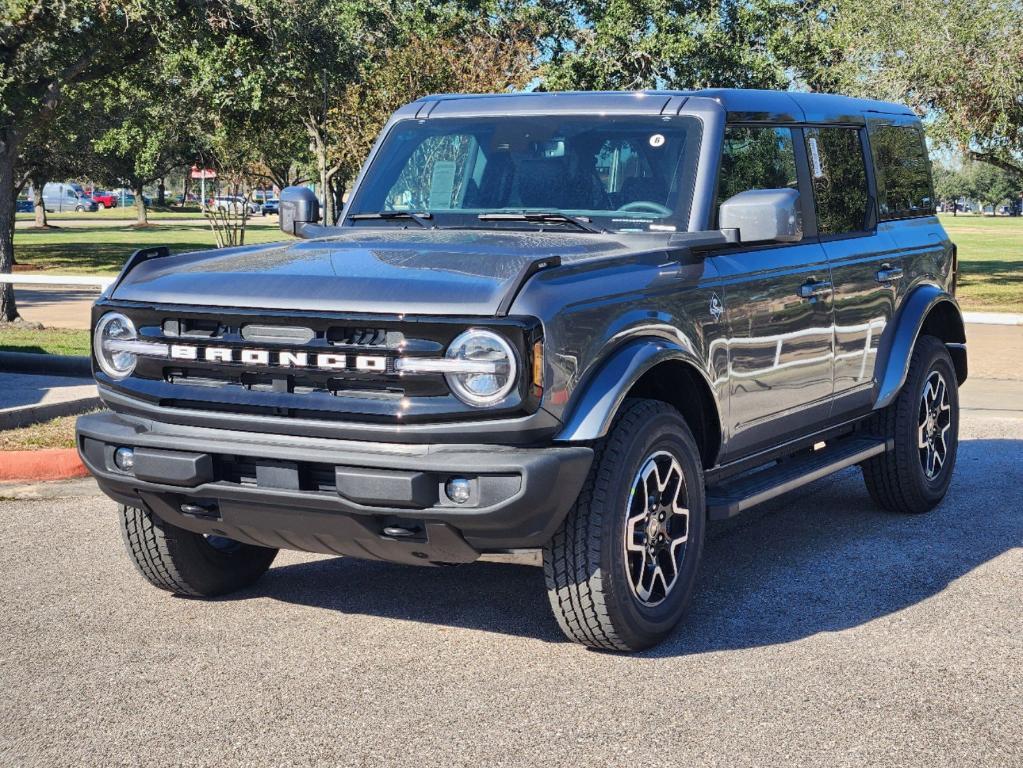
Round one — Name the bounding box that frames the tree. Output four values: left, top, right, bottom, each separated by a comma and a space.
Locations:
932, 165, 973, 214
16, 97, 94, 228
243, 0, 384, 225
0, 1, 245, 320
0, 2, 162, 320
89, 72, 196, 226
970, 162, 1019, 213
798, 0, 1023, 182
328, 10, 541, 200
543, 0, 794, 91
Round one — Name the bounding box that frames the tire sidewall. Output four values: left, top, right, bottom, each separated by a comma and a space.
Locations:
899, 340, 960, 503
598, 409, 706, 644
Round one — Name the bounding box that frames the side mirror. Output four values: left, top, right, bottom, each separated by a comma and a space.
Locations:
279, 186, 320, 236
718, 188, 802, 244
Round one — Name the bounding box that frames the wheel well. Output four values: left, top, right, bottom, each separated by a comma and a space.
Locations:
920, 301, 967, 384
626, 360, 721, 468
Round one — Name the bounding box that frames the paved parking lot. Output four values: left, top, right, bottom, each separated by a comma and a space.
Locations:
1, 408, 1021, 766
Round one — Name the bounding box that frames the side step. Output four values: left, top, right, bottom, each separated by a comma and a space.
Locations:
705, 436, 890, 520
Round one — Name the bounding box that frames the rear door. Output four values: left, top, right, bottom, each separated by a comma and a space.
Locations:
805, 124, 899, 416
710, 125, 835, 459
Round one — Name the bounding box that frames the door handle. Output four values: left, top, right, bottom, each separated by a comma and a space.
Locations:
876, 265, 904, 283
799, 280, 833, 299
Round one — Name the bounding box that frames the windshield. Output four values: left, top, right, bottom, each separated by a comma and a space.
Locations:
346, 114, 701, 233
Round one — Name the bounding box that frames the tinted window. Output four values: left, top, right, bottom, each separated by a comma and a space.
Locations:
870, 124, 934, 219
805, 127, 871, 235
716, 126, 797, 212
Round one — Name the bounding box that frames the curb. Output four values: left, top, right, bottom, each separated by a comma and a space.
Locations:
0, 448, 88, 482
963, 312, 1023, 326
0, 351, 91, 377
0, 396, 102, 431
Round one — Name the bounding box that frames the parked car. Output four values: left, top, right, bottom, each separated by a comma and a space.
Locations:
42, 182, 97, 212
16, 199, 34, 213
261, 198, 280, 216
211, 195, 260, 215
90, 190, 118, 209
78, 89, 966, 652
118, 193, 151, 208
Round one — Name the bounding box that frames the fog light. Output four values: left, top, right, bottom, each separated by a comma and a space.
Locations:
445, 477, 472, 504
114, 447, 135, 471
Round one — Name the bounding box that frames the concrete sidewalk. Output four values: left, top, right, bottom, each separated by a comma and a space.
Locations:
0, 372, 99, 430
14, 286, 101, 329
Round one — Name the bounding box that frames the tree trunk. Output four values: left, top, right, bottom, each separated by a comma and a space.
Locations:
307, 118, 334, 225
157, 178, 166, 207
32, 177, 48, 227
0, 139, 19, 322
133, 185, 148, 226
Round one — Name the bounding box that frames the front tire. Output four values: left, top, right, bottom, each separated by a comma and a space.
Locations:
119, 504, 277, 597
543, 399, 706, 651
861, 335, 959, 513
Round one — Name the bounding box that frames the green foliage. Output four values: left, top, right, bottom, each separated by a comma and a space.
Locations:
970, 162, 1019, 209
544, 0, 793, 90
798, 0, 1023, 180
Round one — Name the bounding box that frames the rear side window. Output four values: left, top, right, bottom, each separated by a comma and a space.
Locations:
870, 124, 935, 219
716, 126, 797, 212
805, 127, 871, 236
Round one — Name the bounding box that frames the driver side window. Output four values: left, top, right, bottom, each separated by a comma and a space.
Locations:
716, 126, 797, 216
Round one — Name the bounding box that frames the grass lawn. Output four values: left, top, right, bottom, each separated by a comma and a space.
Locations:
16, 205, 244, 221
13, 220, 287, 274
0, 411, 95, 451
938, 215, 1023, 314
0, 325, 91, 356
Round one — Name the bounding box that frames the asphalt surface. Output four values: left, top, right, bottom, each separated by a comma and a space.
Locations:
1, 401, 1020, 767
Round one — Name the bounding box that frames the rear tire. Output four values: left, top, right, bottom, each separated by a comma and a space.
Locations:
861, 335, 959, 513
543, 399, 706, 651
119, 504, 277, 597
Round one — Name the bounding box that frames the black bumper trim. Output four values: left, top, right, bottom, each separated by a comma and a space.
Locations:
77, 411, 593, 553
97, 384, 563, 446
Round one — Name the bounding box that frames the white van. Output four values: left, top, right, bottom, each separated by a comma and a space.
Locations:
42, 183, 97, 213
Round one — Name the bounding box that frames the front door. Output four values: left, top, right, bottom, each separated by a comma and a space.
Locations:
709, 125, 835, 459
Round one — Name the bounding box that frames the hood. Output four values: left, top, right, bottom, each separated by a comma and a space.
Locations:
111, 229, 644, 316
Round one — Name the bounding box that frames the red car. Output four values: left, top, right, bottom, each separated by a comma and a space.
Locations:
89, 190, 117, 209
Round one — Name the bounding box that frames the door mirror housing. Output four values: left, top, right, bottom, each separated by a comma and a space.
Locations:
279, 186, 320, 236
719, 188, 802, 244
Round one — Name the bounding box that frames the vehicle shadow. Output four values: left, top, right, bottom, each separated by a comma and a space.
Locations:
246, 437, 1023, 655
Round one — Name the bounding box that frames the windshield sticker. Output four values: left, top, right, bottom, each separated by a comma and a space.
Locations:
428, 160, 456, 209
649, 133, 665, 148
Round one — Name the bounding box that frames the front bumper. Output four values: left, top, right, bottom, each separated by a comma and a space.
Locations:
77, 411, 592, 565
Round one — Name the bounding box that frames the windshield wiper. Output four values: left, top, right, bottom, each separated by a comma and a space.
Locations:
347, 211, 433, 229
477, 211, 604, 234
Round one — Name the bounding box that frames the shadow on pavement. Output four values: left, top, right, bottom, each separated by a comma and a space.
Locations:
244, 437, 1023, 655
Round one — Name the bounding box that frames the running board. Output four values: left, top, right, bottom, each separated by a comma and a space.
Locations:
705, 436, 890, 520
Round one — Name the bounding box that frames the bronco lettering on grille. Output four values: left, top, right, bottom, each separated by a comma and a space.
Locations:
167, 344, 387, 372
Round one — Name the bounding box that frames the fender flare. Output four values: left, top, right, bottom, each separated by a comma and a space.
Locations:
554, 337, 720, 443
874, 284, 966, 410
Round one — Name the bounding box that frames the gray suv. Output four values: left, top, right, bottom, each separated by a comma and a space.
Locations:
77, 89, 965, 651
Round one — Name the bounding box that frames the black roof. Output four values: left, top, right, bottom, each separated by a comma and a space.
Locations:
402, 88, 916, 125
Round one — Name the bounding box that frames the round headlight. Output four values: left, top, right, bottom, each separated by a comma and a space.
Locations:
445, 329, 517, 406
94, 312, 138, 379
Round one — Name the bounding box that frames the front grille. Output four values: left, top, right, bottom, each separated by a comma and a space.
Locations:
96, 303, 542, 424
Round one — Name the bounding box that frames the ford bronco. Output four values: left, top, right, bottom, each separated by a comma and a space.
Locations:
77, 89, 966, 651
